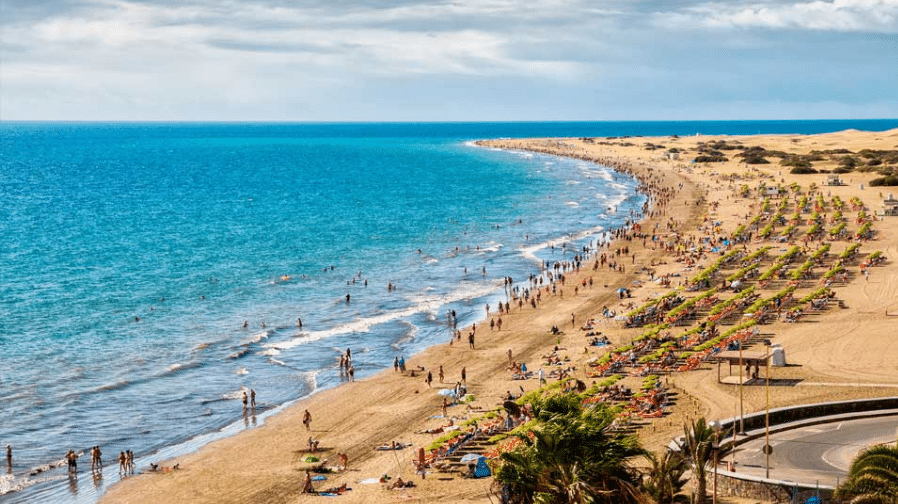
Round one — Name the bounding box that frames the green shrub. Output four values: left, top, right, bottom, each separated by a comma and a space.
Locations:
790, 166, 818, 174
869, 176, 898, 186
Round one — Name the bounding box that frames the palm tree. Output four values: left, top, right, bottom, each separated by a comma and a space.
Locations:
680, 418, 717, 504
640, 449, 689, 504
834, 444, 898, 504
493, 395, 646, 504
493, 448, 541, 504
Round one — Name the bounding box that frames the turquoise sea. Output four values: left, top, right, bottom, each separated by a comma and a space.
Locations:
2, 120, 897, 502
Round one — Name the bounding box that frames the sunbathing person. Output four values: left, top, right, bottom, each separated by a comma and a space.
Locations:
375, 441, 408, 450
311, 460, 335, 473
388, 477, 416, 489
320, 483, 349, 494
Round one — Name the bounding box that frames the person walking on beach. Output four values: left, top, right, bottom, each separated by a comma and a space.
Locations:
348, 365, 355, 382
468, 332, 475, 349
303, 409, 312, 431
461, 367, 466, 383
242, 390, 248, 411
438, 365, 444, 383
425, 371, 433, 387
118, 451, 126, 474
250, 389, 256, 410
394, 356, 399, 372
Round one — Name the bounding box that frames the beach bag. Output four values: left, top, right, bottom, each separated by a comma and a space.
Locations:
473, 456, 491, 478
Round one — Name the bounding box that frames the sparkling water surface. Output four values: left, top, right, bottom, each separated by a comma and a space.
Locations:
2, 120, 896, 502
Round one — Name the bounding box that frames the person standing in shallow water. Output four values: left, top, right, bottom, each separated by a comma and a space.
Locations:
66, 449, 78, 472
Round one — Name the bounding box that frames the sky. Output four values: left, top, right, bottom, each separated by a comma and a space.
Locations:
1, 0, 897, 121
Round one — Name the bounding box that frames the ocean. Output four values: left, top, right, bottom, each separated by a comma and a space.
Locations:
1, 120, 896, 502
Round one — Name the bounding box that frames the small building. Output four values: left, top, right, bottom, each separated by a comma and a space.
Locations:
757, 184, 780, 197
824, 174, 845, 186
883, 195, 898, 216
666, 151, 680, 160
714, 349, 772, 383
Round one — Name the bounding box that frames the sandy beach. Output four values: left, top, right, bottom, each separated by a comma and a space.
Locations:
101, 128, 898, 504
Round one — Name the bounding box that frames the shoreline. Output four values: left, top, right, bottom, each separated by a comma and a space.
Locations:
98, 143, 674, 503
102, 128, 898, 503
1, 139, 644, 503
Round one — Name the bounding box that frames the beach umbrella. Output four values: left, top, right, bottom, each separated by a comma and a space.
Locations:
459, 453, 482, 463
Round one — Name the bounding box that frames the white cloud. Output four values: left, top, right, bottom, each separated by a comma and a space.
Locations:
2, 0, 895, 120
6, 0, 589, 80
667, 0, 898, 32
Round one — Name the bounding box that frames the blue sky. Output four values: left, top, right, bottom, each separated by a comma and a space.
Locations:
2, 0, 897, 121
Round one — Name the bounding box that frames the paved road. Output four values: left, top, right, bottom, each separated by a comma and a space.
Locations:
726, 415, 898, 487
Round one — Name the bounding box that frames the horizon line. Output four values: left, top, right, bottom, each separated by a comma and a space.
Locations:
3, 118, 898, 125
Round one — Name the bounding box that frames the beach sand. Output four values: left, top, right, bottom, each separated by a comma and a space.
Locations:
101, 129, 898, 503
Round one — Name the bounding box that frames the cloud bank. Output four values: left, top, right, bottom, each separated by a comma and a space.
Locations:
1, 0, 896, 120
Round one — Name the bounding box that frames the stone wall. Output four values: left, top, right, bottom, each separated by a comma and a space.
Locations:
717, 473, 834, 503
